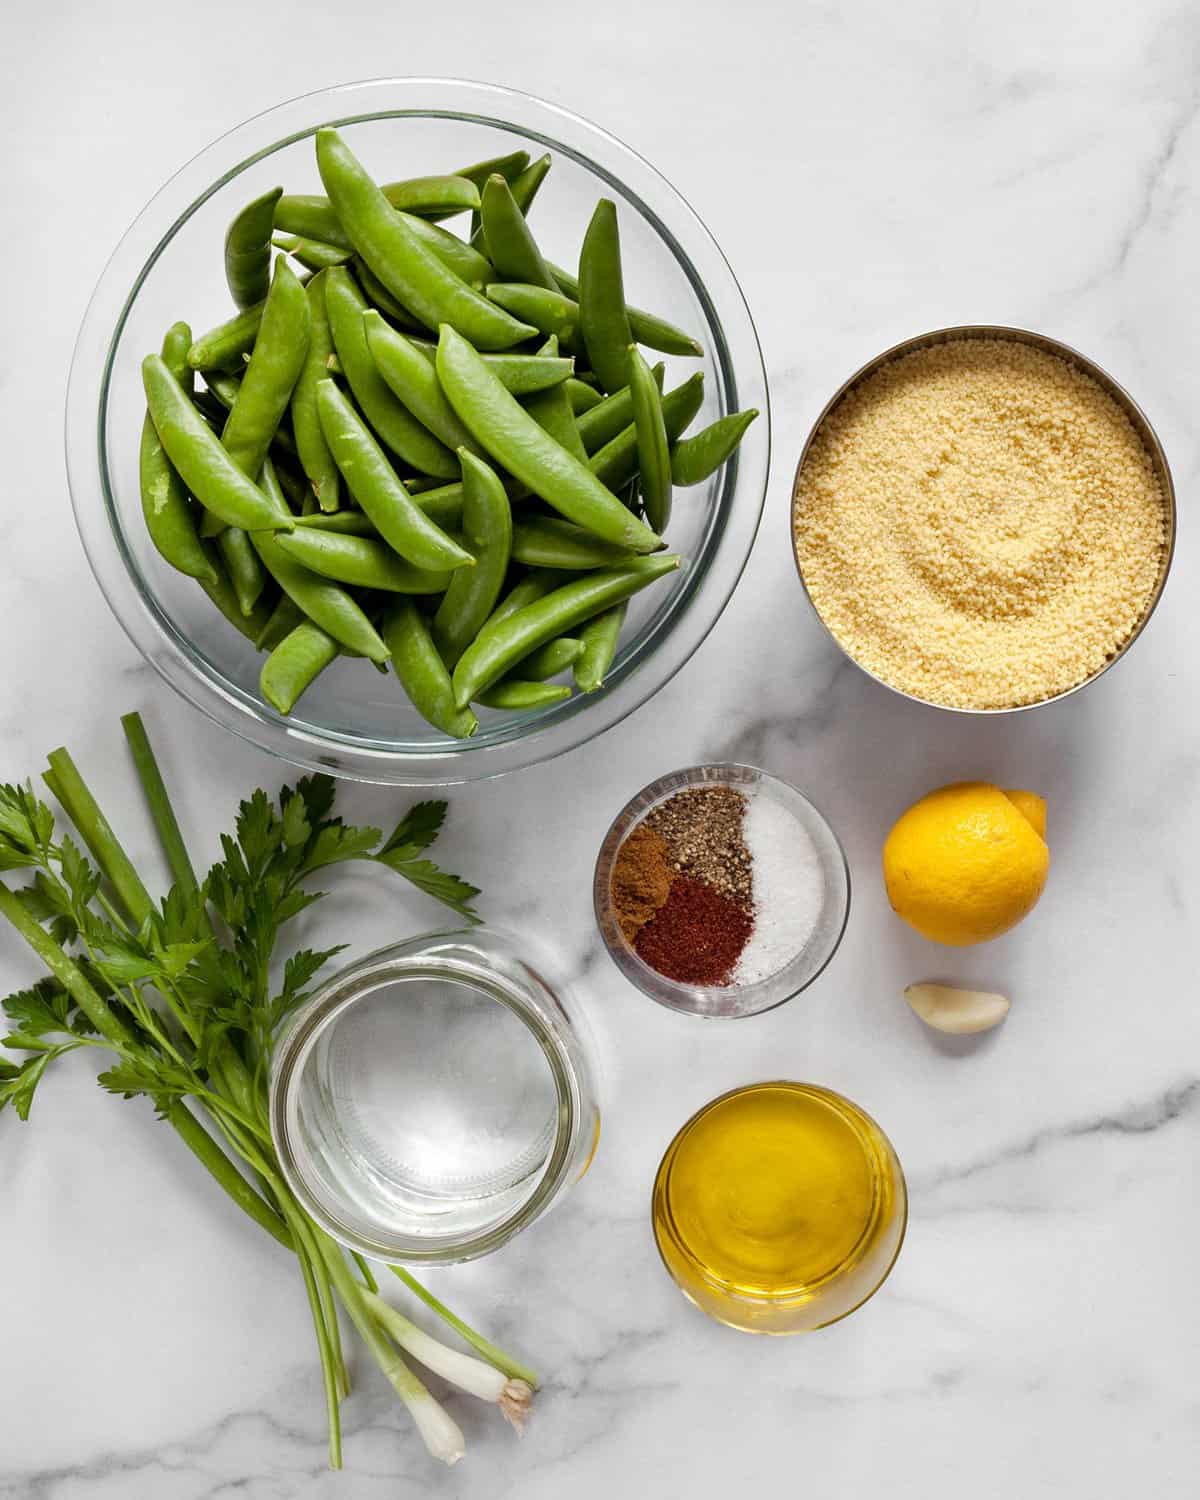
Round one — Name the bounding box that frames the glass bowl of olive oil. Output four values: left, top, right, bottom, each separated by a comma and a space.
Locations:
651, 1081, 906, 1333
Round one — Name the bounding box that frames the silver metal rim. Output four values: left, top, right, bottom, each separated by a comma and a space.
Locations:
788, 324, 1178, 715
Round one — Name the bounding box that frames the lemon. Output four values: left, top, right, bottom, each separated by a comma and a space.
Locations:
882, 782, 1049, 946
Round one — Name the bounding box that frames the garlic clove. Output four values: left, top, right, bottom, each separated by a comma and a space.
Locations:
904, 982, 1010, 1034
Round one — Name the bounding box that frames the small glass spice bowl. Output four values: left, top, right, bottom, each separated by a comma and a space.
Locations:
269, 927, 599, 1263
593, 764, 851, 1019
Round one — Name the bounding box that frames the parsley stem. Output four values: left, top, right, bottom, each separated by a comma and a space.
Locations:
120, 713, 199, 897
43, 750, 154, 928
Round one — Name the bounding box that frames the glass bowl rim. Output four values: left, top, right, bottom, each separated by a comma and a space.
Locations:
592, 761, 852, 1018
268, 929, 585, 1263
66, 77, 771, 784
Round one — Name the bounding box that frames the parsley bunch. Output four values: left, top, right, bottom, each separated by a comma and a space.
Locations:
0, 713, 535, 1469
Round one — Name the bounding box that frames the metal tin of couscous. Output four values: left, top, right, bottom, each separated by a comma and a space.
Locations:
789, 325, 1177, 715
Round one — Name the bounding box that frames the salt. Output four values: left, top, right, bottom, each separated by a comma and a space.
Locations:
735, 790, 825, 985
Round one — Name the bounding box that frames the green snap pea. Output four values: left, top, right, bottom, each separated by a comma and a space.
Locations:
296, 510, 379, 537
512, 635, 583, 680
383, 599, 479, 739
588, 372, 704, 492
453, 150, 531, 191
273, 233, 351, 271
578, 199, 633, 394
484, 569, 573, 629
290, 270, 340, 512
480, 174, 557, 289
524, 380, 586, 462
275, 528, 452, 593
352, 258, 426, 330
260, 620, 340, 714
197, 544, 275, 642
432, 451, 513, 668
298, 483, 464, 532
511, 516, 635, 570
315, 129, 534, 350
225, 187, 283, 309
187, 302, 265, 372
574, 602, 627, 691
324, 266, 458, 478
566, 378, 603, 414
437, 325, 662, 553
628, 346, 672, 532
142, 354, 293, 532
255, 594, 306, 652
140, 322, 217, 584
509, 154, 551, 214
550, 262, 704, 358
315, 377, 472, 572
451, 554, 681, 707
251, 462, 391, 663
475, 680, 571, 711
202, 370, 242, 410
575, 370, 662, 453
217, 526, 268, 615
363, 311, 480, 456
220, 257, 311, 479
380, 174, 480, 217
485, 283, 578, 349
403, 337, 575, 394
670, 409, 760, 485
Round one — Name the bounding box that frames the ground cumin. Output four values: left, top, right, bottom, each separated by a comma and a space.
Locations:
793, 338, 1167, 709
610, 823, 674, 942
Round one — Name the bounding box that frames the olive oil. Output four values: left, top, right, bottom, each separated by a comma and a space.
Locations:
652, 1083, 906, 1333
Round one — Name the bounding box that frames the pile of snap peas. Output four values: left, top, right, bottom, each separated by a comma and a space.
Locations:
139, 126, 758, 737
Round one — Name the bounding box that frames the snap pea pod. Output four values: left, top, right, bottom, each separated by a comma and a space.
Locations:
352, 258, 426, 330
510, 153, 551, 214
297, 483, 464, 532
589, 372, 704, 492
295, 510, 379, 536
511, 516, 635, 570
451, 554, 681, 707
512, 635, 583, 680
479, 174, 557, 289
255, 594, 305, 652
403, 337, 575, 393
578, 199, 633, 394
383, 599, 479, 739
217, 526, 267, 615
290, 270, 340, 511
186, 302, 265, 372
475, 680, 572, 711
432, 451, 513, 668
220, 257, 311, 479
437, 326, 661, 553
225, 187, 283, 309
484, 569, 573, 629
628, 346, 672, 532
379, 175, 480, 216
549, 262, 704, 358
315, 377, 472, 572
315, 128, 534, 350
670, 409, 760, 485
197, 544, 275, 642
566, 378, 603, 414
275, 529, 452, 593
324, 267, 458, 478
142, 355, 293, 532
251, 462, 391, 663
260, 620, 340, 714
363, 311, 480, 456
273, 233, 351, 272
140, 322, 217, 584
485, 283, 578, 350
202, 370, 242, 410
453, 150, 530, 191
573, 602, 627, 691
574, 365, 664, 452
524, 380, 587, 463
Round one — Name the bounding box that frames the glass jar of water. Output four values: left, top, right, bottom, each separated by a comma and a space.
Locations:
269, 927, 599, 1263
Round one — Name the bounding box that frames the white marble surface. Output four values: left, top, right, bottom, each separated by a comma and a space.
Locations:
4, 1, 1199, 1494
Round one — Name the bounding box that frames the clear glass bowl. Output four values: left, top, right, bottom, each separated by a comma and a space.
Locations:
593, 764, 851, 1018
66, 78, 770, 784
268, 927, 599, 1263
